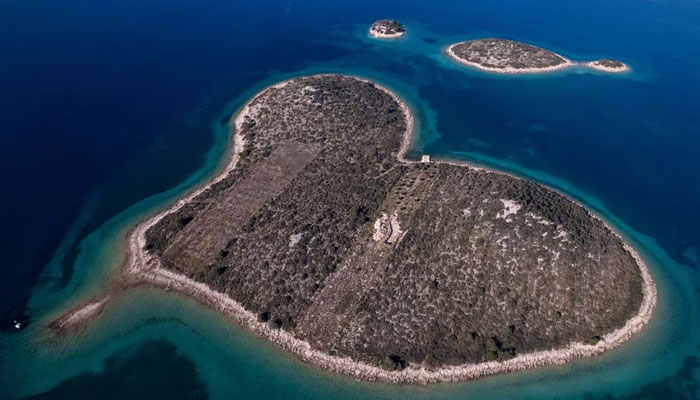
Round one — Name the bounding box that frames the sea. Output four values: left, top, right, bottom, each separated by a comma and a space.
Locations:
1, 0, 699, 398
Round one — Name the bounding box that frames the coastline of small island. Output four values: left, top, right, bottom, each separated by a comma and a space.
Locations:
586, 59, 630, 73
49, 74, 655, 385
446, 38, 629, 74
369, 19, 406, 39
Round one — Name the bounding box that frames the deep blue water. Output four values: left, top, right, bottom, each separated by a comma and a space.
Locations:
1, 0, 700, 398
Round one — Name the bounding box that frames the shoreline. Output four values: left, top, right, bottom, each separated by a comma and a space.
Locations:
369, 29, 405, 39
52, 73, 656, 385
586, 61, 630, 73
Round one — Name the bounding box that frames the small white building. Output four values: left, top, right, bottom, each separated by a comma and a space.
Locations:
421, 154, 431, 163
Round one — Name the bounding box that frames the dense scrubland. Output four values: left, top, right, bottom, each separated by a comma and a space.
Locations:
145, 74, 643, 370
449, 38, 569, 70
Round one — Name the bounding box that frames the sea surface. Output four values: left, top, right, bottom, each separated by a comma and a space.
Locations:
1, 0, 699, 398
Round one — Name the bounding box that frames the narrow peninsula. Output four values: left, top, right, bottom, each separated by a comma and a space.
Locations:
447, 38, 629, 74
51, 74, 655, 385
369, 20, 406, 39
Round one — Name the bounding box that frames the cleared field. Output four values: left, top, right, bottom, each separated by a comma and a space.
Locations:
163, 142, 319, 272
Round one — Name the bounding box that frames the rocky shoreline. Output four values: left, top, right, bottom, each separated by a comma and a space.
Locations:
369, 20, 406, 39
445, 39, 575, 74
586, 59, 630, 73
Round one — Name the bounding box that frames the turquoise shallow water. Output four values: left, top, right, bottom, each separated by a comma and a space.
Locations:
2, 0, 700, 398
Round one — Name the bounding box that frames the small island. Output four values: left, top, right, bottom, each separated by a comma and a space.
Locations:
446, 38, 631, 75
446, 38, 573, 73
369, 19, 406, 39
587, 59, 630, 73
50, 74, 655, 385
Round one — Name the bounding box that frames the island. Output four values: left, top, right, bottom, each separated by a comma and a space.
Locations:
446, 38, 574, 73
369, 19, 406, 39
587, 59, 630, 73
50, 74, 655, 385
446, 38, 633, 75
